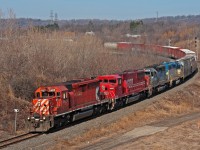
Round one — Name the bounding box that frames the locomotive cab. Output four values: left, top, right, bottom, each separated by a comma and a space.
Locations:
98, 75, 123, 99
27, 85, 69, 132
144, 68, 159, 88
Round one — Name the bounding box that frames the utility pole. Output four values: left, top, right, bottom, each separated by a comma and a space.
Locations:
50, 10, 54, 24
156, 11, 158, 22
54, 12, 58, 23
195, 37, 199, 61
187, 38, 191, 49
14, 109, 19, 134
168, 39, 171, 46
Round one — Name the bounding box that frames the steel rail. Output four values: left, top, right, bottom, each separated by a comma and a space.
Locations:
0, 133, 40, 149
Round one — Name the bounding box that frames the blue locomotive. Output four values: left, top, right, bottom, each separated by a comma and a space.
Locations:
145, 55, 197, 94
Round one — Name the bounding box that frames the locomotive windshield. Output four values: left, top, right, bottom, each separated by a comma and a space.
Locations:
109, 79, 116, 83
145, 71, 151, 75
177, 63, 182, 69
42, 92, 55, 97
101, 79, 117, 84
36, 91, 58, 98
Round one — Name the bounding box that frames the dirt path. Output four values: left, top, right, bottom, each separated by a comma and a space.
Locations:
112, 116, 200, 150
81, 112, 200, 150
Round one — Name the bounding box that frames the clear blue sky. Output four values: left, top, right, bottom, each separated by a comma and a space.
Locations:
1, 0, 200, 20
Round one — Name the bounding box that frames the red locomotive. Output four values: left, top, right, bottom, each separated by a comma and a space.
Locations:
27, 78, 106, 132
98, 69, 151, 109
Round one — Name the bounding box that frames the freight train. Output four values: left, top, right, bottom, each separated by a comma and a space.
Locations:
27, 43, 197, 132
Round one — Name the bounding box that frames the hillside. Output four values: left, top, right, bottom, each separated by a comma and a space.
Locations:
2, 14, 200, 28
0, 14, 200, 134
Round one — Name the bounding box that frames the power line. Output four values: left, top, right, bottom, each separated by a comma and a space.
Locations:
50, 10, 54, 24
156, 11, 158, 22
55, 12, 58, 23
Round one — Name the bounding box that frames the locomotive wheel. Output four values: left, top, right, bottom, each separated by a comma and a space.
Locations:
169, 80, 173, 87
123, 98, 129, 105
101, 104, 108, 113
172, 80, 177, 86
93, 106, 102, 116
146, 88, 153, 98
119, 99, 124, 108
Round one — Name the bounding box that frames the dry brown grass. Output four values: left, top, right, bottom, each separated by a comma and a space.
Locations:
197, 120, 200, 129
51, 80, 200, 149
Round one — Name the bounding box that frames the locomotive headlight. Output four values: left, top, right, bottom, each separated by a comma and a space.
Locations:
177, 69, 181, 74
27, 117, 30, 120
43, 116, 46, 120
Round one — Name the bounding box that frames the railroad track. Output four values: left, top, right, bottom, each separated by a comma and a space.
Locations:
0, 133, 40, 149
